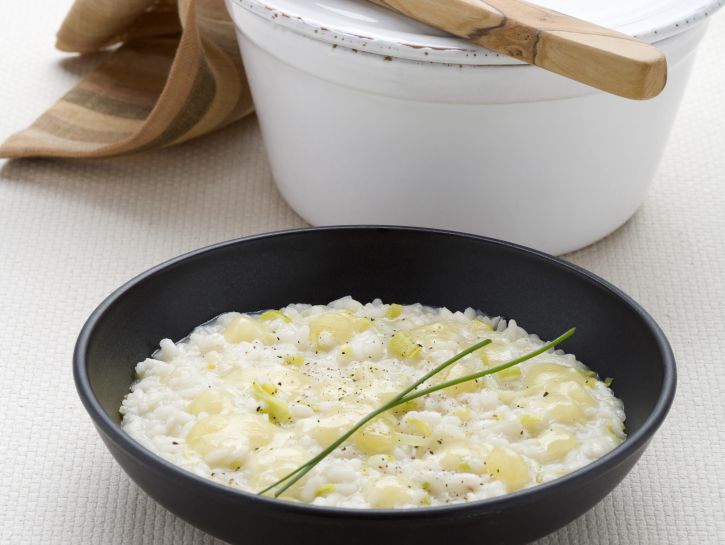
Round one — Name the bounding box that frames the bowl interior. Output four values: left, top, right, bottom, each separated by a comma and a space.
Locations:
82, 227, 671, 452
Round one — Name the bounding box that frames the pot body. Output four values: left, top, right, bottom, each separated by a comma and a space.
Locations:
227, 3, 707, 255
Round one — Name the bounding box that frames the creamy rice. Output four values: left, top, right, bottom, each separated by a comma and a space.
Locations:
120, 297, 625, 508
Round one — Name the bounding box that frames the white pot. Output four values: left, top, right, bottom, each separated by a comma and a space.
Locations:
226, 0, 721, 254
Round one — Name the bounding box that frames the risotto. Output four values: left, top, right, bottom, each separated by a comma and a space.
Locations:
120, 297, 625, 508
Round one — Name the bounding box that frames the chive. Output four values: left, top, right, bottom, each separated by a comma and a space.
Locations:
258, 328, 576, 499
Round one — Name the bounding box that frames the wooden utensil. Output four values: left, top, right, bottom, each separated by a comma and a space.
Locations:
367, 0, 667, 100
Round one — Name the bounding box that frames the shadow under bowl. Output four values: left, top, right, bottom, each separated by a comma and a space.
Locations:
74, 226, 675, 545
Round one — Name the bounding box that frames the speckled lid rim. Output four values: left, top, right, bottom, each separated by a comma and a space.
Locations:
229, 0, 724, 65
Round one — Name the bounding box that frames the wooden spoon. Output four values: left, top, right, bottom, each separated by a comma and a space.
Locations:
367, 0, 667, 100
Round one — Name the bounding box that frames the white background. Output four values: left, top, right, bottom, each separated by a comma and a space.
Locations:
1, 1, 724, 543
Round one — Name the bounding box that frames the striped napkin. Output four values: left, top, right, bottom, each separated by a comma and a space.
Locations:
0, 0, 253, 159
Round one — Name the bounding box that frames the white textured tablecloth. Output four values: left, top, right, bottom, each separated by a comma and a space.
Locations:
2, 2, 724, 543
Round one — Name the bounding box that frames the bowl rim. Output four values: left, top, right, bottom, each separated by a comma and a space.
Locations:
74, 225, 676, 520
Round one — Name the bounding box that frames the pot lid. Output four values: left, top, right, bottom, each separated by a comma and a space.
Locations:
232, 0, 722, 64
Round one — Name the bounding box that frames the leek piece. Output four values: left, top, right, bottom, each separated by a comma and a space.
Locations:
309, 312, 369, 350
395, 431, 429, 447
443, 364, 481, 394
545, 394, 585, 424
539, 430, 579, 462
486, 446, 530, 492
468, 319, 494, 332
386, 304, 404, 319
420, 491, 431, 506
252, 382, 291, 424
440, 446, 478, 472
453, 406, 471, 422
388, 331, 421, 359
553, 380, 595, 407
479, 341, 510, 366
260, 310, 291, 323
354, 419, 395, 454
283, 354, 304, 366
519, 413, 546, 436
338, 343, 354, 362
224, 314, 273, 344
315, 484, 336, 497
260, 383, 277, 395
406, 417, 432, 436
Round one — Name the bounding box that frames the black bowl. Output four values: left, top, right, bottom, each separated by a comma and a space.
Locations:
74, 226, 675, 545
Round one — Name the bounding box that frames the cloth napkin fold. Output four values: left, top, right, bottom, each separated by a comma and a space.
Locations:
0, 0, 253, 159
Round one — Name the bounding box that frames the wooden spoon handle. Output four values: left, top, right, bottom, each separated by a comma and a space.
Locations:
367, 0, 667, 100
